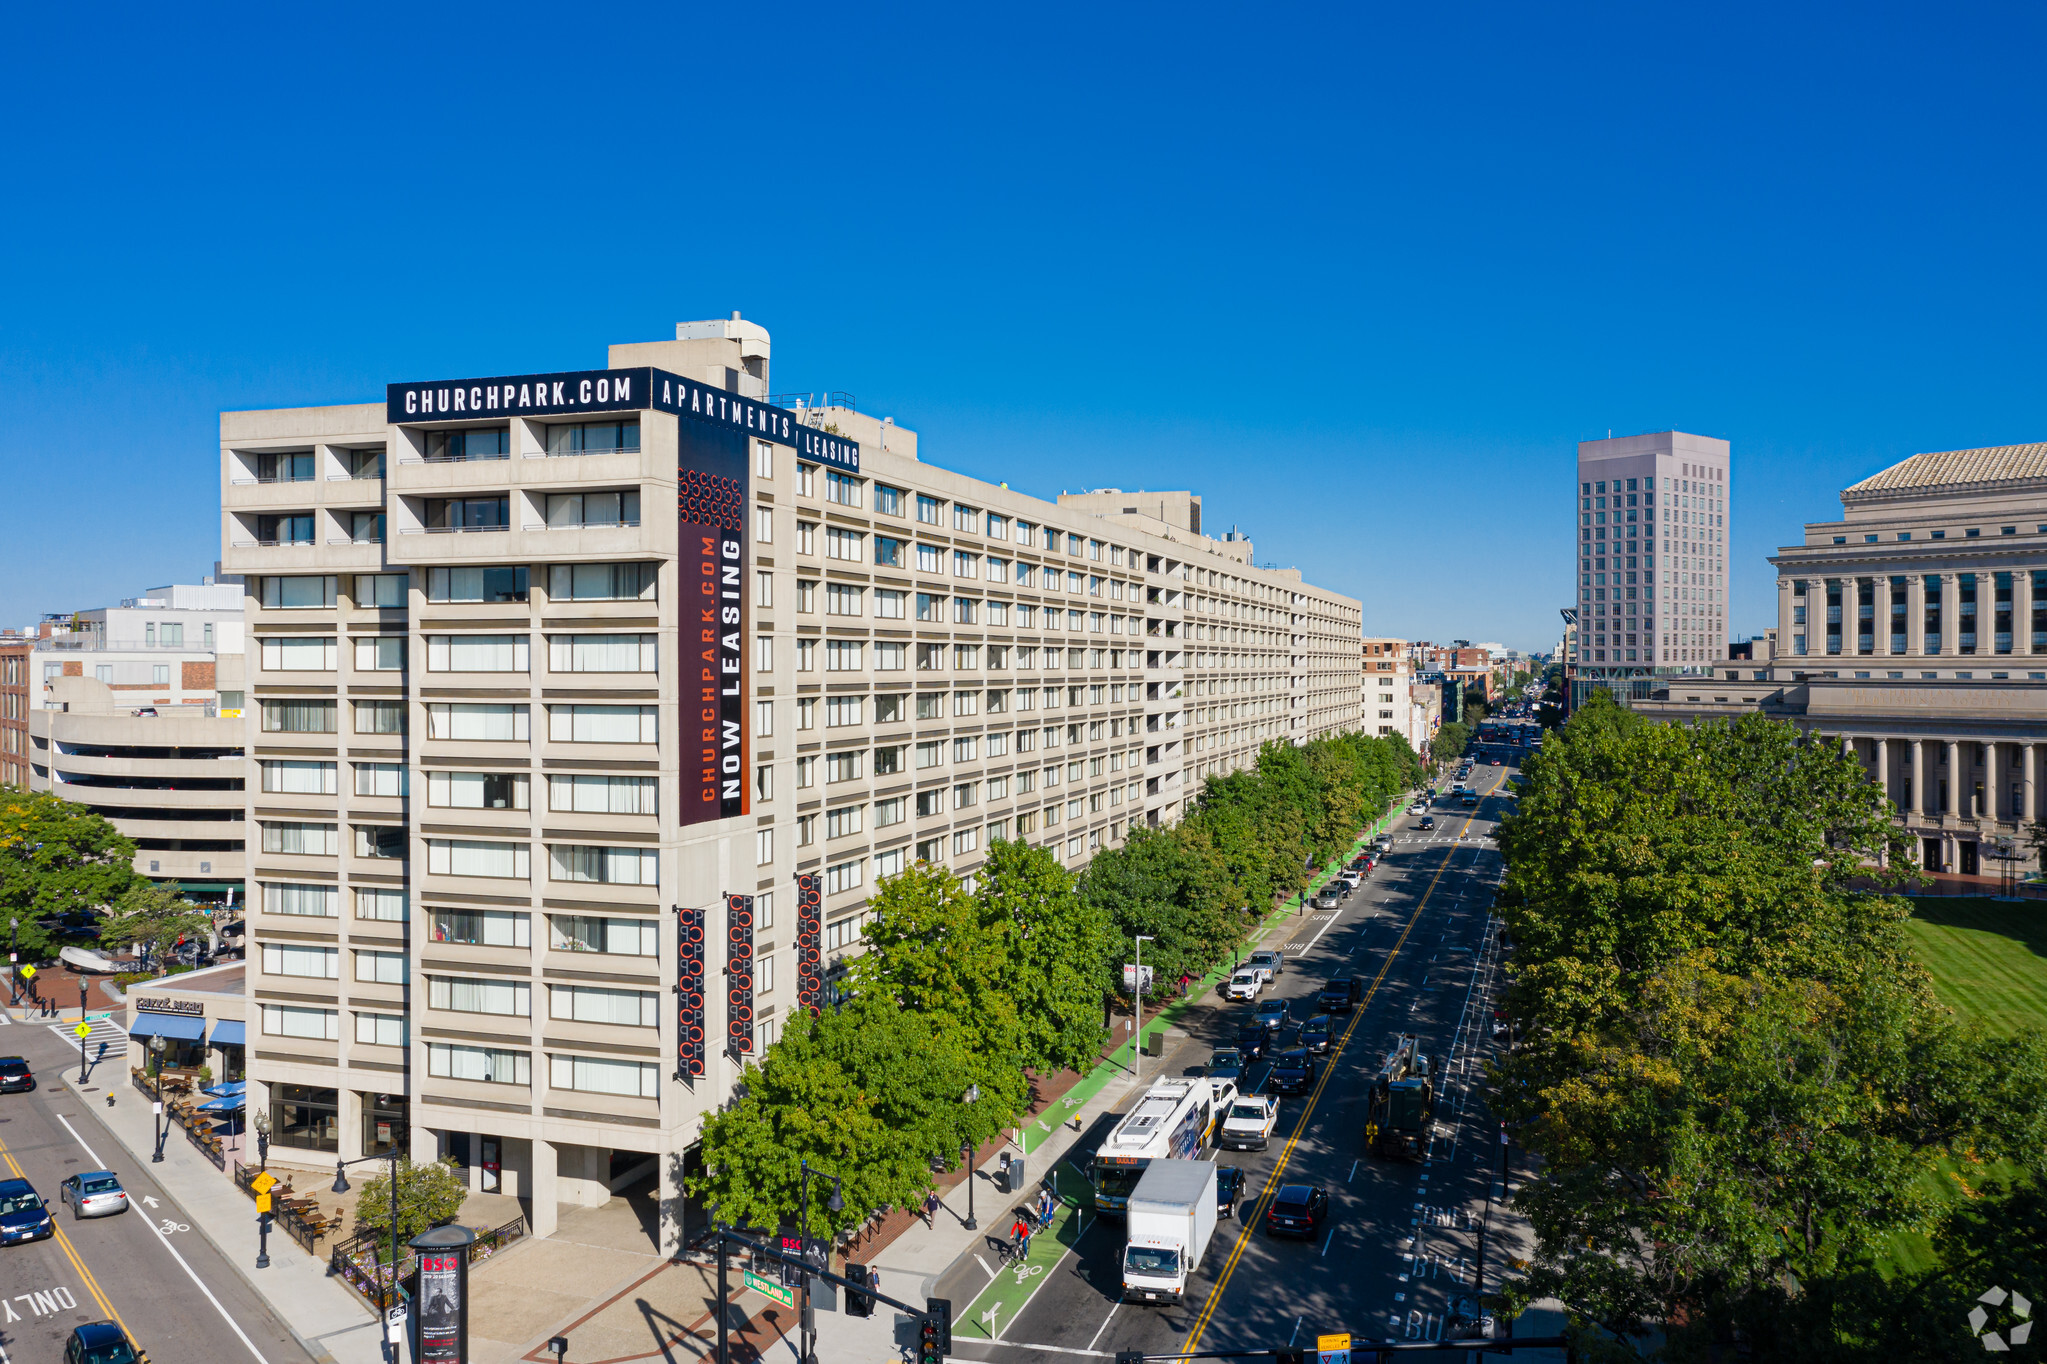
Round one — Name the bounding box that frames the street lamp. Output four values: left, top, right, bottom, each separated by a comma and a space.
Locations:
796, 1158, 843, 1364
334, 1151, 406, 1347
960, 1084, 981, 1231
1131, 936, 1154, 1086
6, 916, 15, 1007
149, 1034, 167, 1163
76, 975, 87, 1082
252, 1108, 271, 1171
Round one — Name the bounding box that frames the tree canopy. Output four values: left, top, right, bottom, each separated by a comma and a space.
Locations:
0, 790, 141, 958
1492, 694, 2047, 1359
99, 882, 210, 967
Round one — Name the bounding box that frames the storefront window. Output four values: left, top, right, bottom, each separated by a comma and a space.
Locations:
363, 1093, 408, 1158
270, 1084, 339, 1153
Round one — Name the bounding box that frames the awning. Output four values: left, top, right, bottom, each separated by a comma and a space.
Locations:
203, 1080, 247, 1097
209, 1019, 246, 1047
196, 1094, 244, 1113
128, 1012, 206, 1042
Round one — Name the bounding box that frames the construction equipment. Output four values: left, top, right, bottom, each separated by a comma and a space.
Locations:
1364, 1033, 1435, 1160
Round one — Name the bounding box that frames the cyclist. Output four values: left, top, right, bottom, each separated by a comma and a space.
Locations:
1009, 1212, 1032, 1260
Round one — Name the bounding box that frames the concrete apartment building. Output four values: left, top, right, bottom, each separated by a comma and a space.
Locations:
1571, 431, 1730, 707
1638, 440, 2047, 875
217, 316, 1368, 1245
32, 579, 246, 714
1362, 637, 1437, 753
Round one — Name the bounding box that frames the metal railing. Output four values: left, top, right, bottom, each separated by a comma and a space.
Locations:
770, 390, 855, 411
330, 1211, 526, 1312
399, 525, 511, 535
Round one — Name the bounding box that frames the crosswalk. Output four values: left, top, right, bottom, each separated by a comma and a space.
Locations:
46, 1012, 128, 1053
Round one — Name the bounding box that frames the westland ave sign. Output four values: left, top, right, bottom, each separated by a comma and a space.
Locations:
385, 367, 861, 828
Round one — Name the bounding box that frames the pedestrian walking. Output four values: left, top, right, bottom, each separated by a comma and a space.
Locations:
923, 1191, 941, 1228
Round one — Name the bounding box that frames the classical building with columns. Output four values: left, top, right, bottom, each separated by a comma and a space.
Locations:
1636, 440, 2047, 876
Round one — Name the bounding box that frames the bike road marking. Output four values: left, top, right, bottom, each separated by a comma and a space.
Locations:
55, 1112, 273, 1364
1180, 775, 1505, 1354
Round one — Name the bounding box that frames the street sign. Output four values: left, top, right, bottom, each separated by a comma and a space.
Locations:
1317, 1332, 1351, 1364
250, 1171, 278, 1195
1121, 963, 1154, 992
384, 1306, 409, 1346
744, 1269, 796, 1309
72, 1022, 90, 1038
19, 965, 33, 979
255, 1192, 273, 1213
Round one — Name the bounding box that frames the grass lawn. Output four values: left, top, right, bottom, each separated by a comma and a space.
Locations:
1900, 897, 2047, 1034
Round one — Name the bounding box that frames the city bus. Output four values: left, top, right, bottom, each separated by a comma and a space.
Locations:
1091, 1077, 1220, 1215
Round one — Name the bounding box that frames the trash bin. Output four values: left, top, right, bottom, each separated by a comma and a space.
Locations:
1002, 1154, 1027, 1194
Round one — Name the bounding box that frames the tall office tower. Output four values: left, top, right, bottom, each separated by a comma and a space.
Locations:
217, 316, 1367, 1250
1572, 431, 1731, 701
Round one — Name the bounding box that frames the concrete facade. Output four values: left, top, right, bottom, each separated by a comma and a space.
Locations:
216, 317, 1370, 1247
1637, 439, 2047, 874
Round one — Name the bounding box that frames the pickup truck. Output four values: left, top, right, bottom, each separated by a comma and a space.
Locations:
1247, 950, 1285, 978
1218, 1095, 1280, 1150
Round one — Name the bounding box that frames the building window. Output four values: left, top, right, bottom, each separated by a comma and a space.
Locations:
549, 1054, 658, 1098
825, 859, 863, 895
354, 762, 407, 797
354, 824, 406, 860
261, 1005, 338, 1040
429, 976, 531, 1016
548, 844, 659, 886
549, 984, 657, 1026
549, 914, 657, 956
544, 420, 640, 454
260, 637, 338, 672
423, 496, 511, 530
428, 908, 530, 947
917, 494, 941, 525
427, 1043, 529, 1085
356, 573, 407, 607
354, 949, 406, 983
825, 471, 863, 507
548, 773, 657, 814
545, 490, 639, 527
354, 637, 406, 671
355, 1013, 407, 1048
262, 822, 337, 856
426, 565, 527, 603
356, 888, 408, 921
548, 563, 656, 601
261, 759, 336, 795
547, 634, 656, 673
263, 882, 336, 918
267, 1084, 339, 1153
262, 943, 339, 979
425, 703, 525, 741
426, 839, 531, 880
428, 770, 528, 810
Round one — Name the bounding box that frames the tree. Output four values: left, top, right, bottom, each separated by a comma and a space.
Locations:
1434, 720, 1472, 763
1491, 698, 2044, 1358
0, 791, 142, 959
849, 861, 1023, 1067
98, 882, 210, 968
976, 838, 1111, 1074
350, 1157, 468, 1265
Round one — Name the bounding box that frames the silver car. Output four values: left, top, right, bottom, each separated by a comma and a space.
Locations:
59, 1172, 129, 1219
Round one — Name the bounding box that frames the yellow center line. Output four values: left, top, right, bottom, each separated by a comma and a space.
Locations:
1180, 775, 1502, 1353
0, 1133, 139, 1344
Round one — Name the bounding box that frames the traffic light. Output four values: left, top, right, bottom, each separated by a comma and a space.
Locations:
922, 1298, 952, 1361
845, 1263, 875, 1319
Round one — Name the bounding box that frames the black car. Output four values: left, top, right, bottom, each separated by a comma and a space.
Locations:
1299, 1016, 1332, 1054
1216, 1165, 1246, 1220
65, 1321, 145, 1364
1319, 976, 1364, 1013
0, 1057, 32, 1094
1206, 1048, 1246, 1085
1268, 1049, 1317, 1094
0, 1177, 54, 1245
1252, 997, 1291, 1031
1418, 815, 1435, 830
1264, 1184, 1330, 1239
1236, 1022, 1277, 1061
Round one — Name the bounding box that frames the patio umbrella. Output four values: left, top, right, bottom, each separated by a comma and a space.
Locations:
202, 1081, 247, 1097
196, 1094, 245, 1113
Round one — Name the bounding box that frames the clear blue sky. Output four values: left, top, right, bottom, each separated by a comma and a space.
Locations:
5, 3, 2045, 652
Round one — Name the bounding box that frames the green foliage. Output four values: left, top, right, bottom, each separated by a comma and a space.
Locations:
99, 882, 210, 967
0, 791, 141, 958
350, 1157, 469, 1263
1492, 696, 2047, 1358
976, 838, 1112, 1074
1082, 731, 1419, 994
1434, 719, 1472, 761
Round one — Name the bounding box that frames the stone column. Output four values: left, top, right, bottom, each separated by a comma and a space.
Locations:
660, 1143, 687, 1257
1875, 736, 1890, 804
2027, 742, 2039, 824
531, 1137, 559, 1237
1945, 740, 1961, 817
2017, 571, 2035, 659
1910, 738, 1925, 815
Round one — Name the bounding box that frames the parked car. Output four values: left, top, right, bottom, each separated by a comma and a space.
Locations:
0, 1057, 32, 1094
1264, 1184, 1331, 1239
64, 1321, 146, 1364
1312, 887, 1344, 910
1225, 970, 1262, 1001
60, 1172, 129, 1220
0, 1178, 54, 1245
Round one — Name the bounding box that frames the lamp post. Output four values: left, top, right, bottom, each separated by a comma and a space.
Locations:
77, 975, 87, 1081
6, 916, 15, 1007
252, 1108, 271, 1171
334, 1150, 406, 1343
150, 1034, 167, 1163
1131, 936, 1154, 1086
796, 1158, 842, 1364
960, 1083, 981, 1231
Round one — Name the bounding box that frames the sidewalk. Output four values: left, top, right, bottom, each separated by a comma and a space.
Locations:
35, 1033, 384, 1364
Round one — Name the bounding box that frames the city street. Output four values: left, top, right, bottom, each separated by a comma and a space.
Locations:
0, 1024, 315, 1364
930, 763, 1525, 1358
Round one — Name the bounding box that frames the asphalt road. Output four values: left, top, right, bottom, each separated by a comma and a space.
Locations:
0, 1026, 315, 1364
941, 759, 1522, 1357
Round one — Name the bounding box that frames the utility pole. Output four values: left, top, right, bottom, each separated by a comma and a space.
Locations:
1132, 935, 1154, 1086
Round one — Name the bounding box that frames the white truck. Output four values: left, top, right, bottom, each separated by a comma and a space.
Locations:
1218, 1094, 1279, 1151
1121, 1158, 1218, 1304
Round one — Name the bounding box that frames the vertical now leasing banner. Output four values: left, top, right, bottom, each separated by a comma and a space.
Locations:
678, 423, 750, 827
726, 893, 755, 1058
676, 905, 707, 1084
795, 873, 824, 1017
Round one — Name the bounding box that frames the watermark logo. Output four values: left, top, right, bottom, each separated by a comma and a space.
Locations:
1969, 1286, 2033, 1353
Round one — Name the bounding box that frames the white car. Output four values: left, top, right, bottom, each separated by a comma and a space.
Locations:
1225, 970, 1263, 1000
1334, 869, 1362, 890
1218, 1096, 1280, 1151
